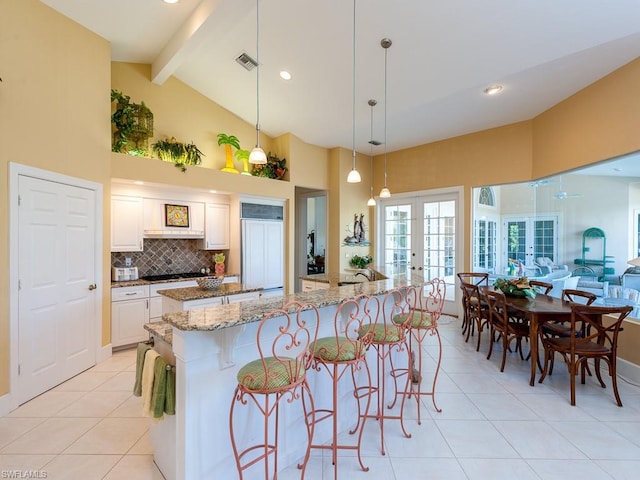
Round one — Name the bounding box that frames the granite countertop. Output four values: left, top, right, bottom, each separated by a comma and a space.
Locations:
299, 265, 423, 286
110, 272, 240, 288
157, 282, 263, 301
163, 270, 426, 333
144, 321, 173, 345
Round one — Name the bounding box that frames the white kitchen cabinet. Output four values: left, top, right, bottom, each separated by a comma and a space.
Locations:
301, 280, 330, 291
199, 203, 230, 250
149, 280, 198, 322
143, 198, 205, 237
111, 285, 150, 347
111, 195, 143, 252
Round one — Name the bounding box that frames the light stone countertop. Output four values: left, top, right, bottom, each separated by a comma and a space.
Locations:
144, 321, 173, 345
162, 266, 428, 333
110, 272, 241, 288
156, 282, 262, 301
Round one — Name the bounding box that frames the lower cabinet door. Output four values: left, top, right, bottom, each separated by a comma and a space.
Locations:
112, 298, 149, 347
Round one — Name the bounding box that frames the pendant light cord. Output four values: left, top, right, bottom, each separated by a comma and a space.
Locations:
255, 0, 261, 147
383, 40, 388, 188
351, 0, 357, 166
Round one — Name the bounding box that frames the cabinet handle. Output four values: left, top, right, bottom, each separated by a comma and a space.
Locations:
125, 292, 136, 296
88, 284, 97, 291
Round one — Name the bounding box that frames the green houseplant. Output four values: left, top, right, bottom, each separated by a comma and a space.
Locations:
217, 133, 240, 173
152, 137, 204, 172
349, 254, 372, 269
251, 152, 288, 179
110, 89, 153, 155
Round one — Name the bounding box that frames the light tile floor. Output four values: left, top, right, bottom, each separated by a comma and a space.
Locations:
1, 317, 640, 479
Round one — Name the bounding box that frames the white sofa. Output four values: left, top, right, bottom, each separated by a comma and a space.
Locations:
576, 279, 609, 298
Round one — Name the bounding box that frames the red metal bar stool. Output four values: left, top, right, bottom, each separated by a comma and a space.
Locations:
356, 288, 411, 455
306, 294, 376, 479
389, 278, 445, 425
229, 301, 320, 480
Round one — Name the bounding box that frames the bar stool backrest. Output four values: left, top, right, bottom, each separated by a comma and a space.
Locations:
239, 301, 320, 393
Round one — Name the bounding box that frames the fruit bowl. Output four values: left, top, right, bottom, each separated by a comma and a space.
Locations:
196, 276, 223, 290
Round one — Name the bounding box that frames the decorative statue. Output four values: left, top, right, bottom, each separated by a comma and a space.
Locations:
353, 213, 362, 243
359, 213, 366, 242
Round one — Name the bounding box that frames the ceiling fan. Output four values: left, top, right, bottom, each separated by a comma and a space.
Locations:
554, 190, 582, 200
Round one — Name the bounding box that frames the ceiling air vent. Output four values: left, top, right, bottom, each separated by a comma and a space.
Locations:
235, 52, 258, 71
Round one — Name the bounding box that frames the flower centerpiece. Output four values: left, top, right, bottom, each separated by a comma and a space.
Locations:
494, 276, 537, 299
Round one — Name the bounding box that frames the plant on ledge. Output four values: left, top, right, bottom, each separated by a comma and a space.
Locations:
251, 152, 288, 180
349, 254, 373, 269
152, 137, 204, 172
110, 89, 153, 155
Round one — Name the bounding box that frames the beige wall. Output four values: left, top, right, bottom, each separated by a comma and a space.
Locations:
2, 0, 640, 398
0, 0, 112, 395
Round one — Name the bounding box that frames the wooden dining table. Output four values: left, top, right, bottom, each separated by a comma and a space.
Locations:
483, 289, 574, 386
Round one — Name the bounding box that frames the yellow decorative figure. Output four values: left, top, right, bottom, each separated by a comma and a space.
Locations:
236, 149, 252, 176
217, 133, 240, 174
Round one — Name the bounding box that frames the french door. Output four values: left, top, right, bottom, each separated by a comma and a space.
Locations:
502, 215, 558, 268
379, 191, 461, 315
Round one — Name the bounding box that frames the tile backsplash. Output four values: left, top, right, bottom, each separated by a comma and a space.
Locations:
111, 239, 225, 276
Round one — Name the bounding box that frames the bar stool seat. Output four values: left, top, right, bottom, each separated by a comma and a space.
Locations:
356, 289, 412, 456
307, 295, 375, 479
390, 279, 445, 425
229, 301, 320, 480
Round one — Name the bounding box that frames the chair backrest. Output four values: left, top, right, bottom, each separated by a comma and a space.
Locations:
335, 293, 380, 347
457, 272, 489, 287
570, 303, 633, 353
413, 278, 446, 329
240, 301, 320, 392
529, 279, 552, 295
562, 289, 596, 305
460, 282, 484, 316
483, 289, 509, 328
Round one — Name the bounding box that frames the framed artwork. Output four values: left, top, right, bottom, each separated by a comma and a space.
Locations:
165, 204, 190, 227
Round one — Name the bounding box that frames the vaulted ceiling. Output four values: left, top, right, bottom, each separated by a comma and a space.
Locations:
42, 0, 640, 155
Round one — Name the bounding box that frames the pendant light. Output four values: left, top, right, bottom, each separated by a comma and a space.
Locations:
379, 38, 392, 198
249, 0, 267, 164
346, 0, 361, 183
367, 99, 377, 206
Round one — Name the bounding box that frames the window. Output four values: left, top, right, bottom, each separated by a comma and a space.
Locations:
478, 187, 495, 206
474, 219, 497, 272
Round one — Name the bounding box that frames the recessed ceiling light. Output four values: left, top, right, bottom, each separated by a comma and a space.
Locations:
279, 71, 292, 80
163, 0, 180, 4
134, 181, 144, 185
483, 84, 503, 96
209, 190, 217, 193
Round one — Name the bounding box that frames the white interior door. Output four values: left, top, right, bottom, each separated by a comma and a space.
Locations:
17, 175, 97, 404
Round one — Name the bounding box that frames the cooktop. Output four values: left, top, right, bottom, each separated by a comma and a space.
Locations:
140, 272, 206, 282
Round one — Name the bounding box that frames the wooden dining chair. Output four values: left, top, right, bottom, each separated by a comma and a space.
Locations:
482, 289, 531, 372
529, 279, 552, 295
460, 282, 490, 351
456, 272, 488, 339
538, 303, 633, 406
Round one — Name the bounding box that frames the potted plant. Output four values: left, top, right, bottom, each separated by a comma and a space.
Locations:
110, 89, 153, 155
217, 133, 240, 173
151, 137, 204, 172
251, 152, 288, 180
349, 254, 372, 269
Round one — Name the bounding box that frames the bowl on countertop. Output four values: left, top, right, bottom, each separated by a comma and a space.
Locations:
196, 276, 223, 290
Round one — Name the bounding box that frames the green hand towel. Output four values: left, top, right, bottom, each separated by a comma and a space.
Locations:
151, 356, 168, 419
133, 343, 151, 397
164, 366, 176, 415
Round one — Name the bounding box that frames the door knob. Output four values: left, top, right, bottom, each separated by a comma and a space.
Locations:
88, 284, 97, 291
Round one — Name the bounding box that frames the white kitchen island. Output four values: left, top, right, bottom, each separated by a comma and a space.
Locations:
148, 269, 427, 480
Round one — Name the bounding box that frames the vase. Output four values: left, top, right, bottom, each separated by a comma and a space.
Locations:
215, 262, 225, 276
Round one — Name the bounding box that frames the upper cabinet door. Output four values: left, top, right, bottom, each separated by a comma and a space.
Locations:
111, 195, 143, 252
200, 203, 230, 250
